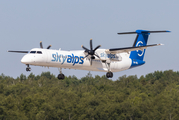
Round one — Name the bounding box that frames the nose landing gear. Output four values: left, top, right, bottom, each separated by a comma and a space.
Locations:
26, 64, 31, 72
57, 68, 65, 80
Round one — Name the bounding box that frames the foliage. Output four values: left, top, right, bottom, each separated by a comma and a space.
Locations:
0, 70, 179, 119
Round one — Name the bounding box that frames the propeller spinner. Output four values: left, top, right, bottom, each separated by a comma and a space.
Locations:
81, 39, 101, 65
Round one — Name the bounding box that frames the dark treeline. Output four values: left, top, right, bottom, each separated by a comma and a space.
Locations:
0, 70, 179, 120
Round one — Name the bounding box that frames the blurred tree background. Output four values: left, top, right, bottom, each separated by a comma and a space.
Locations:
0, 70, 179, 120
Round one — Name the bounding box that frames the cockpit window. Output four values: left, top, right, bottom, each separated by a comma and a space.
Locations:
37, 51, 42, 54
29, 51, 43, 54
30, 51, 36, 53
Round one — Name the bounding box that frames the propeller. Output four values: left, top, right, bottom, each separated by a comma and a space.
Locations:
40, 41, 51, 49
81, 39, 101, 65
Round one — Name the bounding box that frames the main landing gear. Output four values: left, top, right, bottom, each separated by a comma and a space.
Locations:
26, 64, 31, 72
57, 68, 65, 80
106, 71, 113, 78
104, 61, 113, 78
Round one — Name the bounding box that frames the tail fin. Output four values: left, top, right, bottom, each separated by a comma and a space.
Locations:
118, 30, 170, 61
130, 30, 150, 61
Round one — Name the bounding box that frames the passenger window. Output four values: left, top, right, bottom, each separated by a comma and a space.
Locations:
37, 51, 42, 54
30, 51, 36, 53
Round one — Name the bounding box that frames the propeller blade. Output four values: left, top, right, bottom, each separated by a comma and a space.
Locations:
90, 39, 93, 50
94, 54, 100, 59
82, 54, 89, 60
47, 45, 51, 49
8, 51, 28, 53
94, 45, 101, 51
81, 45, 89, 52
90, 59, 92, 66
40, 41, 43, 48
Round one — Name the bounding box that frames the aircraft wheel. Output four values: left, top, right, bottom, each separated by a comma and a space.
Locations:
58, 74, 65, 80
106, 72, 113, 78
26, 67, 31, 72
106, 72, 110, 78
110, 72, 113, 78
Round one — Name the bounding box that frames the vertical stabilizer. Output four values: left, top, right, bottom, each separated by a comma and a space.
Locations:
117, 30, 170, 68
129, 30, 150, 61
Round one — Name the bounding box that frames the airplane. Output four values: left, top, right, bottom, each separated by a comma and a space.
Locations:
8, 30, 170, 80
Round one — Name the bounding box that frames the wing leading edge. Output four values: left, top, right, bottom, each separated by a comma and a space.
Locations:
105, 44, 163, 54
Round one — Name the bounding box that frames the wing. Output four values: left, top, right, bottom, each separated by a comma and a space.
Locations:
105, 44, 163, 54
8, 50, 29, 53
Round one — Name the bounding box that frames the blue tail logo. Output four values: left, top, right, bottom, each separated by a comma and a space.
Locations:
130, 30, 150, 61
136, 41, 144, 57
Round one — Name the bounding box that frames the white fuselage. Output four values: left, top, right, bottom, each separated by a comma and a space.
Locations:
21, 48, 133, 72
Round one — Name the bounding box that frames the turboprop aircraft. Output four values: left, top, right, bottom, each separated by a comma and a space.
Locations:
8, 30, 170, 80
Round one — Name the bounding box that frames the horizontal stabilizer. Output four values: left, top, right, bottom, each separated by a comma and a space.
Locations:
118, 30, 170, 35
8, 50, 28, 53
105, 44, 163, 54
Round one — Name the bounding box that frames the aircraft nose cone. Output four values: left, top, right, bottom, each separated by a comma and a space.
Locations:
21, 55, 32, 64
21, 57, 25, 64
